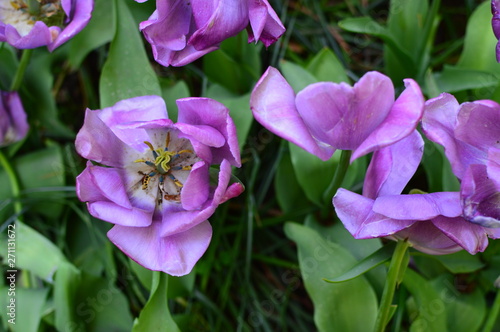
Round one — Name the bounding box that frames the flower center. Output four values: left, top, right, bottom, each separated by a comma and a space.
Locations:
133, 132, 196, 203
0, 0, 64, 36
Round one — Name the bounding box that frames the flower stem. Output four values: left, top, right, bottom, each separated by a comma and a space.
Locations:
323, 149, 352, 203
0, 149, 22, 217
10, 48, 33, 92
481, 287, 500, 332
373, 240, 410, 332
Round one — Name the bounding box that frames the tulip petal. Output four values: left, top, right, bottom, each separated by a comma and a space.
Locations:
247, 0, 285, 47
49, 0, 94, 51
431, 216, 489, 254
363, 130, 424, 199
107, 221, 212, 276
250, 67, 334, 160
181, 161, 210, 210
373, 192, 462, 220
352, 78, 424, 160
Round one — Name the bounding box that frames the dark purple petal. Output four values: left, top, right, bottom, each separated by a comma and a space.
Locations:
431, 216, 489, 254
352, 78, 424, 160
373, 192, 462, 220
107, 220, 212, 276
247, 0, 285, 47
461, 164, 500, 228
176, 97, 241, 166
188, 0, 248, 50
0, 91, 28, 146
333, 189, 416, 239
363, 130, 424, 199
250, 67, 334, 160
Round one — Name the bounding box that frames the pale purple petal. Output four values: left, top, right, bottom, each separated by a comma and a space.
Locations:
175, 123, 225, 148
373, 192, 462, 220
363, 130, 424, 199
177, 97, 241, 166
333, 188, 416, 239
49, 0, 94, 51
107, 221, 212, 276
352, 78, 424, 160
188, 0, 248, 50
247, 0, 285, 47
461, 164, 500, 228
180, 161, 210, 210
488, 147, 500, 189
2, 22, 54, 49
250, 67, 334, 160
431, 216, 489, 254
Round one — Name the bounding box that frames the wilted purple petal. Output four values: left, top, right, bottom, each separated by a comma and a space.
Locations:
363, 130, 424, 199
250, 67, 335, 161
461, 164, 500, 228
108, 221, 212, 276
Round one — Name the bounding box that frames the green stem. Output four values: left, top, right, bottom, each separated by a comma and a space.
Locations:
0, 150, 22, 217
481, 287, 500, 332
373, 240, 410, 332
323, 149, 352, 203
10, 48, 33, 91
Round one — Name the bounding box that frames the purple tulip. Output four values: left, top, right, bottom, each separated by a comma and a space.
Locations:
250, 67, 425, 162
492, 0, 500, 62
75, 95, 243, 276
422, 93, 500, 227
0, 0, 94, 51
0, 90, 28, 146
137, 0, 285, 67
333, 131, 500, 255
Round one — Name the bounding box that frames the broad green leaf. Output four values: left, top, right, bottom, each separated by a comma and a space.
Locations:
306, 48, 349, 83
432, 251, 485, 274
403, 269, 447, 332
275, 150, 311, 213
0, 221, 68, 282
288, 142, 337, 206
457, 1, 499, 73
6, 287, 48, 332
0, 44, 17, 90
324, 242, 395, 283
161, 79, 191, 122
54, 261, 82, 331
433, 65, 498, 94
132, 272, 180, 332
68, 0, 116, 69
284, 222, 378, 332
99, 0, 161, 108
280, 60, 317, 92
430, 275, 486, 332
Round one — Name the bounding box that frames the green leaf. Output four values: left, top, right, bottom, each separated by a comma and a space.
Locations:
306, 48, 349, 83
3, 287, 48, 332
161, 79, 191, 122
68, 0, 116, 69
433, 65, 498, 94
54, 261, 82, 331
457, 1, 499, 73
132, 272, 180, 332
324, 242, 395, 283
432, 251, 485, 274
284, 222, 378, 332
280, 60, 317, 92
403, 269, 447, 332
275, 150, 310, 213
0, 44, 17, 90
99, 0, 161, 108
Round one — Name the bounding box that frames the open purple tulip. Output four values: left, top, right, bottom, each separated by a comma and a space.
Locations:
250, 67, 424, 162
0, 90, 28, 147
422, 93, 500, 227
75, 95, 243, 276
492, 0, 500, 62
333, 130, 500, 255
136, 0, 285, 67
0, 0, 94, 51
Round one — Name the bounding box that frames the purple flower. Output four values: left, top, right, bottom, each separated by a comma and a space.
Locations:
0, 0, 94, 51
422, 93, 500, 227
75, 95, 243, 276
137, 0, 285, 67
492, 0, 500, 62
250, 67, 425, 162
333, 131, 500, 255
0, 90, 28, 146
